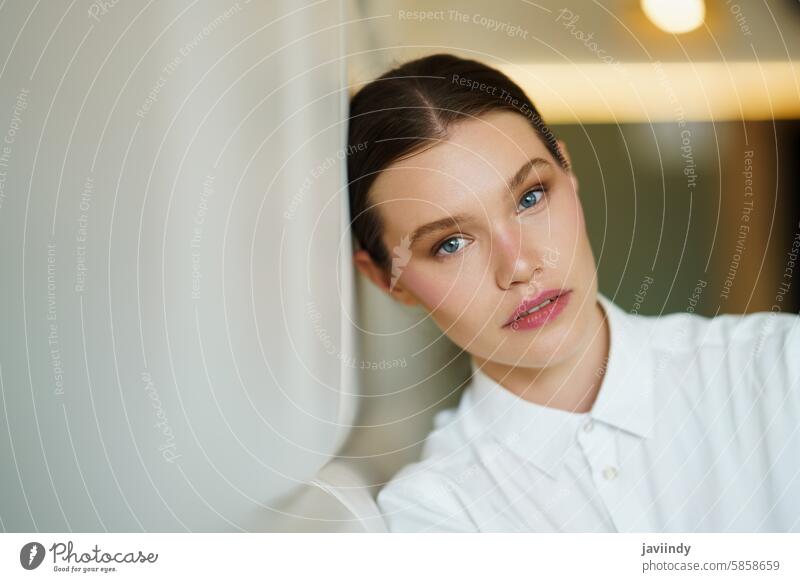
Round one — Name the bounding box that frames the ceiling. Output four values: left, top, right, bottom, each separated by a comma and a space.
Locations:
345, 0, 800, 121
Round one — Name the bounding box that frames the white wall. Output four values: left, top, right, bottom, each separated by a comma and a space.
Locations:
0, 0, 356, 532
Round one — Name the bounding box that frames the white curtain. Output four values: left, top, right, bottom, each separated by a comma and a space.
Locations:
0, 0, 355, 531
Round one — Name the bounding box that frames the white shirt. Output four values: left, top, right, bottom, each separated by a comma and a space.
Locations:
376, 292, 800, 532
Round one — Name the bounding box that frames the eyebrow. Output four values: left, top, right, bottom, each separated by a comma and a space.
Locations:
408, 157, 553, 247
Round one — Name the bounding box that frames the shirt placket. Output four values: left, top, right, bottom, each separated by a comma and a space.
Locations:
577, 418, 627, 531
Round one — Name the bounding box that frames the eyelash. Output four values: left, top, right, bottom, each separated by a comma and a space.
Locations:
431, 184, 550, 259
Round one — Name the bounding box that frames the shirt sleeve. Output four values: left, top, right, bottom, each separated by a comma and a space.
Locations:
784, 312, 800, 392
745, 310, 800, 419
376, 471, 479, 533
761, 311, 800, 387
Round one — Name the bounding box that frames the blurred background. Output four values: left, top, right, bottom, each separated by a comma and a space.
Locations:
0, 0, 798, 532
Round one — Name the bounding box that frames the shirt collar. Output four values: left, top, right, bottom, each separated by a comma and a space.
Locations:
459, 291, 655, 478
590, 292, 655, 440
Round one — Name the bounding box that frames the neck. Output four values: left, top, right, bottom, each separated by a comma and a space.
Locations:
471, 299, 609, 413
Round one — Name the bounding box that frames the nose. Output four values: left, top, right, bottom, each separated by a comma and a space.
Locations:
493, 224, 543, 290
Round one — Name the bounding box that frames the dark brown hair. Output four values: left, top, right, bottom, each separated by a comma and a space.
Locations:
347, 53, 569, 272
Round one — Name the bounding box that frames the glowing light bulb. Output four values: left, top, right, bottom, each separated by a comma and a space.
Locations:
641, 0, 705, 34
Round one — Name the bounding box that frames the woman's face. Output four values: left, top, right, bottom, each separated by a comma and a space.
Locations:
354, 110, 600, 369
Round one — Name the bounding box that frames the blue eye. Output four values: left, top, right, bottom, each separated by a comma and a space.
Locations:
434, 236, 467, 257
518, 186, 545, 211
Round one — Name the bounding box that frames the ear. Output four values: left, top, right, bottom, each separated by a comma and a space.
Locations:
353, 248, 420, 307
557, 138, 578, 192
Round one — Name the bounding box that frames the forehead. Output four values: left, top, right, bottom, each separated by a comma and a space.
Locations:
369, 111, 552, 220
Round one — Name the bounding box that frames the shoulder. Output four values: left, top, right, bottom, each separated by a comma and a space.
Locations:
631, 305, 799, 353
376, 457, 479, 532
630, 306, 800, 389
376, 401, 484, 532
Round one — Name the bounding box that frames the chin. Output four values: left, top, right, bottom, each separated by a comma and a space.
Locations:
466, 325, 577, 368
510, 316, 587, 366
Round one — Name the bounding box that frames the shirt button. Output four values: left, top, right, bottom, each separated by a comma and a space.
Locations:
602, 466, 618, 481
583, 420, 594, 433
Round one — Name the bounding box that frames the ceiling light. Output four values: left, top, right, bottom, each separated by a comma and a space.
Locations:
641, 0, 705, 34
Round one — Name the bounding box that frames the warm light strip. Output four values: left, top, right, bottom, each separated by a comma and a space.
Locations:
493, 61, 800, 123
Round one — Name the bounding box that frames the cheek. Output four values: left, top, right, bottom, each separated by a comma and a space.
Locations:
400, 262, 482, 319
576, 195, 587, 231
561, 188, 583, 227
535, 193, 590, 275
557, 192, 587, 249
397, 264, 451, 307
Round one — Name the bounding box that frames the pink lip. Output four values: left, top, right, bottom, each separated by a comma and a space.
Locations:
503, 288, 572, 330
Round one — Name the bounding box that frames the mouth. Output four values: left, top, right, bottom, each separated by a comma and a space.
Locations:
503, 288, 572, 328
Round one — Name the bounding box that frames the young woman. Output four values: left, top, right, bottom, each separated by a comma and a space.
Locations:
347, 53, 800, 532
